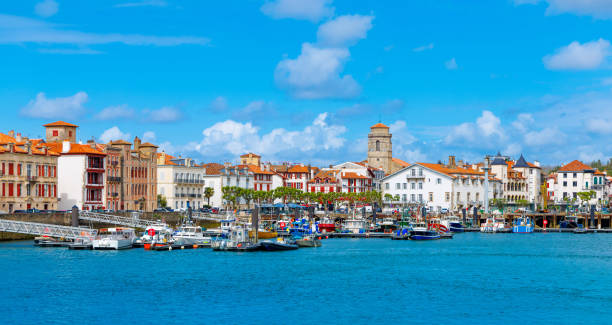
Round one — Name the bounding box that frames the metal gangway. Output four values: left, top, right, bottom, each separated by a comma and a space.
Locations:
0, 219, 97, 239
191, 212, 250, 224
79, 211, 159, 229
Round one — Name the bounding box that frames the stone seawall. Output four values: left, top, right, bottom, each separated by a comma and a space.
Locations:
0, 212, 220, 241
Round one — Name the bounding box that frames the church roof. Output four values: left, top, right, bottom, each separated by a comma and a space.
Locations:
370, 123, 389, 129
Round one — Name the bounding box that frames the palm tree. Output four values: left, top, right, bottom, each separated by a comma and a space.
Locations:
203, 187, 214, 207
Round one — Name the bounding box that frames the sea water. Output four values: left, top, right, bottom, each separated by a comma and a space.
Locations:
0, 233, 611, 324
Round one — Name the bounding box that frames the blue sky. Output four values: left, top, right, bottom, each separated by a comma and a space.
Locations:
2, 0, 612, 166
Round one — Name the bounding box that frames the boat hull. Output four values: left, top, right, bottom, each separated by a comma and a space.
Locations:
259, 241, 298, 251
92, 239, 133, 250
512, 226, 534, 233
409, 230, 440, 240
318, 224, 336, 233
296, 239, 321, 247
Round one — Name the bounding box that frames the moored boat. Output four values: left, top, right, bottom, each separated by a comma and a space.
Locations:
174, 224, 212, 247
441, 215, 465, 232
260, 237, 299, 251
295, 234, 322, 247
409, 221, 440, 240
92, 228, 136, 250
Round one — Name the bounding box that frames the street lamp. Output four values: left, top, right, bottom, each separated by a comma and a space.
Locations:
484, 155, 491, 215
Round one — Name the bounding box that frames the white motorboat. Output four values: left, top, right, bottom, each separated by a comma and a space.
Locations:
135, 223, 174, 247
342, 218, 368, 234
174, 225, 211, 246
92, 228, 136, 250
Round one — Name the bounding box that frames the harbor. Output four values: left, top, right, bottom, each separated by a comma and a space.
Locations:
2, 233, 611, 325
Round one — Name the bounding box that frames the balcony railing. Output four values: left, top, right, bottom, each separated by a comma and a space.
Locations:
174, 178, 204, 184
107, 176, 122, 183
406, 173, 425, 179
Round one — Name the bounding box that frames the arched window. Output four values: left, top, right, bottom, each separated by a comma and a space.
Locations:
376, 140, 380, 151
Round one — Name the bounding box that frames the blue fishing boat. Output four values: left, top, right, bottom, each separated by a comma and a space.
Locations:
441, 215, 465, 232
409, 221, 440, 240
512, 216, 534, 233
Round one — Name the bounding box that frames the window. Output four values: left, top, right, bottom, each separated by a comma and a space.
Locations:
403, 183, 407, 190
396, 183, 400, 190
385, 183, 389, 190
411, 194, 415, 202
572, 181, 577, 187
429, 192, 433, 202
563, 181, 567, 187
585, 182, 589, 189
52, 130, 58, 137
445, 192, 450, 202
563, 173, 567, 178
69, 131, 72, 137
411, 183, 415, 190
418, 183, 423, 189
376, 140, 380, 151
573, 173, 577, 178
411, 169, 416, 176
418, 168, 423, 176
402, 194, 407, 202
437, 178, 441, 184
418, 194, 423, 202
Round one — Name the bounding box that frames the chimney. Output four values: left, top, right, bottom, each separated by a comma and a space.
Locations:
25, 141, 32, 154
8, 143, 14, 152
458, 159, 464, 168
16, 133, 22, 142
534, 160, 540, 167
62, 140, 71, 153
448, 155, 456, 168
8, 130, 14, 138
134, 136, 141, 151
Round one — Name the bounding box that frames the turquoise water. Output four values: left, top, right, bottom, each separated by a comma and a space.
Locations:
1, 233, 611, 324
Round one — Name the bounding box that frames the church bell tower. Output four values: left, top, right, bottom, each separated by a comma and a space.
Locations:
367, 123, 392, 174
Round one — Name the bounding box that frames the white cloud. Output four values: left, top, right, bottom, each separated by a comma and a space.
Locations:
0, 14, 209, 47
35, 0, 58, 18
38, 48, 103, 55
543, 39, 610, 70
445, 58, 458, 70
516, 0, 612, 19
511, 113, 534, 133
477, 111, 503, 138
100, 126, 131, 143
524, 127, 565, 146
142, 131, 156, 142
114, 1, 168, 8
95, 105, 135, 120
445, 110, 505, 146
316, 15, 374, 47
585, 118, 612, 134
413, 43, 434, 52
261, 0, 334, 22
210, 96, 228, 112
20, 91, 87, 119
275, 43, 361, 99
190, 112, 346, 161
504, 143, 523, 156
145, 106, 182, 123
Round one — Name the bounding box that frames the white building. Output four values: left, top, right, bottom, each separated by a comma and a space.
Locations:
156, 153, 206, 210
490, 153, 542, 206
50, 141, 106, 211
546, 160, 607, 206
201, 163, 224, 208
333, 161, 385, 191
382, 157, 502, 212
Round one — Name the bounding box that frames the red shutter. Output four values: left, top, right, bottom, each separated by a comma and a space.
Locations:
17, 184, 21, 197
8, 183, 13, 196
17, 164, 21, 176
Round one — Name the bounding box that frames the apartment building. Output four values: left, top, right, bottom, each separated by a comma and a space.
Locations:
157, 153, 206, 210
0, 132, 59, 213
547, 160, 608, 206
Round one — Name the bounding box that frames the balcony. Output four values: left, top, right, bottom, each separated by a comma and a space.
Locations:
406, 173, 425, 179
174, 178, 204, 185
26, 176, 37, 182
107, 176, 122, 183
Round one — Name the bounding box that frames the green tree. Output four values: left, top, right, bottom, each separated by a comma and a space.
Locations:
203, 187, 214, 206
490, 198, 506, 212
577, 190, 596, 211
157, 194, 167, 208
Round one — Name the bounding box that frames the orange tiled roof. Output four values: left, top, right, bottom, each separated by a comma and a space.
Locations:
371, 123, 389, 129
202, 163, 224, 175
595, 170, 606, 176
308, 170, 338, 183
140, 142, 158, 147
419, 162, 485, 178
0, 133, 17, 144
392, 157, 410, 167
245, 164, 275, 175
558, 160, 593, 172
45, 142, 105, 155
43, 121, 78, 127
110, 140, 131, 145
240, 152, 260, 158
156, 153, 177, 165
341, 172, 369, 179
288, 165, 309, 173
